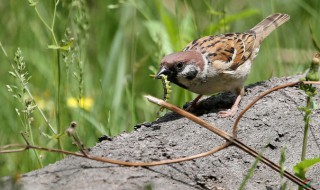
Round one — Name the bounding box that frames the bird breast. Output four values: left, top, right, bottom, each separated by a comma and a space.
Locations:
177, 59, 252, 95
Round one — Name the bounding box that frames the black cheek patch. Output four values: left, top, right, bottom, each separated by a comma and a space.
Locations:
167, 75, 189, 89
186, 69, 198, 80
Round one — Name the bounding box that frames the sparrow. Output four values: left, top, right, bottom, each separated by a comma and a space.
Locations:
156, 13, 290, 117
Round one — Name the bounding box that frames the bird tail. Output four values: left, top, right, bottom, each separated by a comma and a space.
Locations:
250, 13, 290, 42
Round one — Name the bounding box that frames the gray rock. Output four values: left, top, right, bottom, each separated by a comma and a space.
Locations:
2, 75, 320, 190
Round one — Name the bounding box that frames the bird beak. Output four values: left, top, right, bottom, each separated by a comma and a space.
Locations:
155, 67, 169, 79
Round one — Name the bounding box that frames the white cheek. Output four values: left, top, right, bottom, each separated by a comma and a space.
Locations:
176, 65, 199, 86
180, 65, 195, 76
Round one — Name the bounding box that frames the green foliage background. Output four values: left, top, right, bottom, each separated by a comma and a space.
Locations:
0, 0, 319, 177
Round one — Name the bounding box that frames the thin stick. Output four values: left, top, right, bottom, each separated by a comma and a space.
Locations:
0, 143, 229, 166
233, 81, 320, 137
145, 95, 315, 190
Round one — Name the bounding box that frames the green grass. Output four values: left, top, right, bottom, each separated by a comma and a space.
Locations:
0, 0, 319, 177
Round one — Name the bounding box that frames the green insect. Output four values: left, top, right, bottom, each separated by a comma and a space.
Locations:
150, 73, 172, 114
158, 74, 171, 113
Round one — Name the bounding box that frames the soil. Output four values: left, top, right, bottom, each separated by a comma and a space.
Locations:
1, 75, 320, 190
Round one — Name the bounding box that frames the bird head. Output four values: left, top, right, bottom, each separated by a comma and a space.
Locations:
156, 51, 204, 89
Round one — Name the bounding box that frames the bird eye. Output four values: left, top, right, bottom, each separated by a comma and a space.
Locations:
176, 62, 184, 71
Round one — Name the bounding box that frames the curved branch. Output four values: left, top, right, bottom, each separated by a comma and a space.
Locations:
0, 142, 230, 167
233, 81, 320, 138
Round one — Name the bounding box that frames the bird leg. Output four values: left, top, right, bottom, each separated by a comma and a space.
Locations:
185, 94, 203, 111
218, 87, 244, 117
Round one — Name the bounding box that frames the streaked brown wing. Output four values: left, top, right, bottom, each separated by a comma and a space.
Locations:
183, 33, 256, 70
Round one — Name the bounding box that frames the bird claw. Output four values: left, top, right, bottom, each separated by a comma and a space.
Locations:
185, 102, 199, 112
185, 104, 193, 112
184, 95, 203, 112
218, 106, 238, 118
218, 110, 234, 117
218, 93, 242, 117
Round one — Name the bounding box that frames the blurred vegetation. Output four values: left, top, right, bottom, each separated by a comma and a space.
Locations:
0, 0, 319, 177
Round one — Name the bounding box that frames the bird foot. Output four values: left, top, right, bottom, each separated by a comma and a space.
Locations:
218, 102, 239, 117
185, 95, 203, 112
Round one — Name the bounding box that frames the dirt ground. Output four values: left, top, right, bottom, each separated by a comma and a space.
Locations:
2, 75, 320, 190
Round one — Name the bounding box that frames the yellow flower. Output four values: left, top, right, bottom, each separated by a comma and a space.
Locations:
67, 97, 93, 111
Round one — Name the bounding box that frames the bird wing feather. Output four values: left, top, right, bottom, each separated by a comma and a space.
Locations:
183, 33, 256, 71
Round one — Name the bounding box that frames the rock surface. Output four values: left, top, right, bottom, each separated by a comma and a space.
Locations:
2, 75, 320, 190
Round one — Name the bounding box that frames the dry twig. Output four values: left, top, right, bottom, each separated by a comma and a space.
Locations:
233, 81, 320, 137
0, 143, 229, 166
